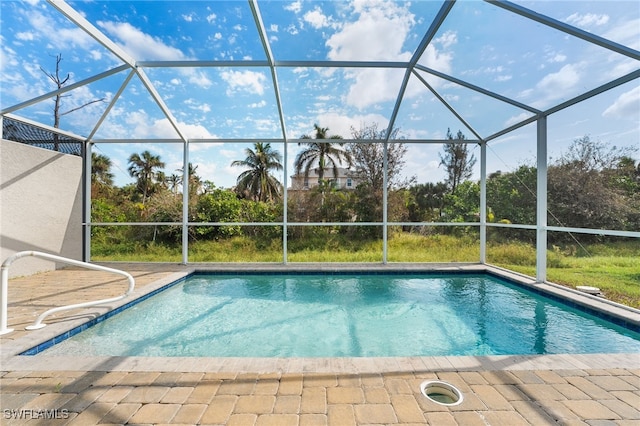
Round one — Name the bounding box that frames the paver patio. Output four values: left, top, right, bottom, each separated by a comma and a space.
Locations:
1, 264, 639, 425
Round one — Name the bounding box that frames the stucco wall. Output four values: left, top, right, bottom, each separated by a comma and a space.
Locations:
1, 139, 83, 278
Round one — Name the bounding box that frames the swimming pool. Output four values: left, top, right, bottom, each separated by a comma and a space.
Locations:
30, 272, 640, 357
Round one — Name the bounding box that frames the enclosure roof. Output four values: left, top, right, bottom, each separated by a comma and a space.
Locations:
1, 0, 638, 148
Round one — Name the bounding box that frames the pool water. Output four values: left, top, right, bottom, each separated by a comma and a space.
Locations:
38, 273, 640, 357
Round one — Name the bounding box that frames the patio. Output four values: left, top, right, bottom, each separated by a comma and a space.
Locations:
1, 265, 638, 425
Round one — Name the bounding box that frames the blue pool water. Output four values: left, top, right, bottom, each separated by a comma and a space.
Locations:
36, 273, 640, 357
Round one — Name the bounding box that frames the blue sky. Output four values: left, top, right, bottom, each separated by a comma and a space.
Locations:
1, 0, 638, 189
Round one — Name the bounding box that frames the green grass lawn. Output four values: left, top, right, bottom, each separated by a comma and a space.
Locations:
92, 233, 639, 308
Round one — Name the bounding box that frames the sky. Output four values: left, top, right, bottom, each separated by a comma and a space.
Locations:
1, 0, 638, 189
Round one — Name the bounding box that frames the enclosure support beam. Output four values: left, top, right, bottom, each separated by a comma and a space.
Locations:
536, 116, 548, 282
382, 142, 388, 264
182, 141, 190, 265
84, 142, 93, 262
479, 141, 487, 264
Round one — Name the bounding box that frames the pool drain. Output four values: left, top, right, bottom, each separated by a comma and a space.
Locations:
420, 380, 464, 406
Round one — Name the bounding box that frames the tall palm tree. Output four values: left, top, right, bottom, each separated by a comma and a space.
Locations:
167, 174, 182, 195
91, 152, 114, 187
231, 142, 283, 202
294, 124, 352, 184
177, 163, 203, 196
127, 150, 165, 203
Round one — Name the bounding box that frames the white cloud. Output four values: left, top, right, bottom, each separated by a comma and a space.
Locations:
270, 24, 279, 33
16, 32, 36, 41
345, 68, 405, 109
0, 41, 19, 73
495, 75, 512, 82
314, 111, 390, 138
548, 53, 567, 63
182, 13, 195, 23
253, 118, 277, 133
89, 50, 103, 61
25, 11, 95, 50
413, 31, 455, 91
98, 21, 189, 61
504, 112, 533, 128
602, 86, 640, 119
206, 13, 217, 24
249, 100, 267, 108
286, 24, 299, 35
565, 12, 609, 28
435, 30, 457, 49
119, 111, 215, 139
304, 8, 331, 29
285, 1, 302, 14
603, 18, 640, 50
186, 70, 212, 89
185, 99, 212, 113
179, 121, 216, 139
322, 1, 419, 109
220, 70, 267, 95
326, 1, 414, 61
533, 63, 581, 103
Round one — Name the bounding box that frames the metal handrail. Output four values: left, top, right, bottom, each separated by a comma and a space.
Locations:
0, 251, 135, 335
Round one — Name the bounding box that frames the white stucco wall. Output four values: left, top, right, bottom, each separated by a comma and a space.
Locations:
1, 139, 83, 278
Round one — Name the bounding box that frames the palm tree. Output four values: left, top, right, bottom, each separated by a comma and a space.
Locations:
294, 124, 352, 185
167, 174, 182, 195
127, 150, 165, 203
177, 163, 203, 196
231, 142, 283, 202
91, 152, 114, 187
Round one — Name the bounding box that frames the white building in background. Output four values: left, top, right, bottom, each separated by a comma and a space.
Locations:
289, 167, 358, 191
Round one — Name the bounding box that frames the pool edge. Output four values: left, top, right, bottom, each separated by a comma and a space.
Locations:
2, 263, 639, 373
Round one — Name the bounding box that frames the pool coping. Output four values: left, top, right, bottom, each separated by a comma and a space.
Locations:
2, 263, 639, 373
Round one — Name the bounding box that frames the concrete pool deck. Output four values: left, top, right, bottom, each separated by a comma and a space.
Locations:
1, 263, 639, 425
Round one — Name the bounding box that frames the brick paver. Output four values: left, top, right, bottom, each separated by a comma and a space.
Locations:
2, 368, 639, 425
1, 264, 639, 425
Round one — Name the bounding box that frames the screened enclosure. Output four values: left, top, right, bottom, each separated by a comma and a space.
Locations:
1, 1, 638, 286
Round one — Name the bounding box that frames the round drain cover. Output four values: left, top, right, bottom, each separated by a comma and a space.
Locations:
420, 380, 464, 406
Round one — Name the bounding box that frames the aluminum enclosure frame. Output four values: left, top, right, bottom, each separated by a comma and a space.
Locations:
1, 0, 639, 284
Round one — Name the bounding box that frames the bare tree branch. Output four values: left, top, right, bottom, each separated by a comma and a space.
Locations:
39, 53, 107, 150
60, 98, 107, 116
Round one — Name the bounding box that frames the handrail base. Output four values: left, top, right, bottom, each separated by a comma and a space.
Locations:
0, 328, 15, 335
25, 324, 46, 330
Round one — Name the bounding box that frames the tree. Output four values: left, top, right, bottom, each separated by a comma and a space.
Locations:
127, 150, 165, 204
548, 135, 638, 232
41, 54, 105, 151
442, 180, 480, 223
177, 163, 203, 197
486, 165, 537, 225
167, 174, 182, 195
347, 123, 413, 190
91, 152, 115, 199
231, 142, 283, 202
294, 124, 352, 184
91, 152, 114, 187
407, 182, 448, 221
439, 129, 477, 193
